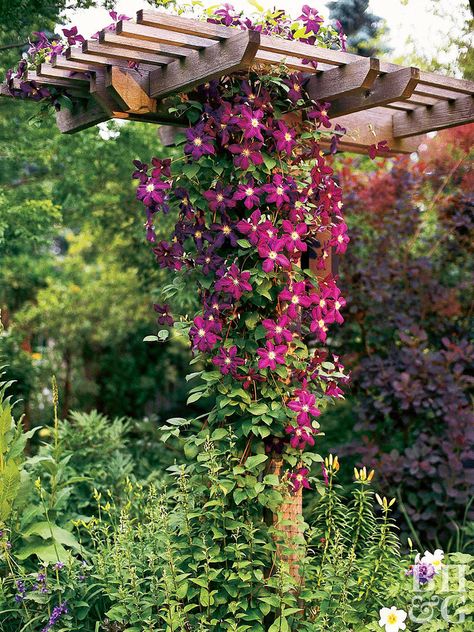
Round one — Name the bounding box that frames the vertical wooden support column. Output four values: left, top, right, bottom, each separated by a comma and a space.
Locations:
267, 456, 303, 581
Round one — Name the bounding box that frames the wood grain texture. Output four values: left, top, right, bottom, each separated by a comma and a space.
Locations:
149, 29, 260, 99
105, 66, 156, 114
329, 67, 420, 118
55, 100, 109, 133
137, 9, 232, 40
37, 64, 90, 84
83, 40, 168, 66
117, 19, 215, 50
99, 31, 189, 60
307, 58, 380, 101
393, 95, 474, 138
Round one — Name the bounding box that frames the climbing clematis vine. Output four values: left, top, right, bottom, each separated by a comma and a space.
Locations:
133, 6, 350, 499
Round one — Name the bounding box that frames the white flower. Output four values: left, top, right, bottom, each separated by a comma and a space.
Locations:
379, 606, 408, 632
421, 548, 444, 572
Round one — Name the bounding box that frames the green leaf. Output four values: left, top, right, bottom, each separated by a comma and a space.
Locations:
183, 163, 200, 179
143, 335, 158, 342
23, 522, 81, 551
248, 403, 269, 416
245, 454, 268, 470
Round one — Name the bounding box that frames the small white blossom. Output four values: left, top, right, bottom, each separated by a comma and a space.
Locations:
379, 606, 407, 632
420, 548, 444, 572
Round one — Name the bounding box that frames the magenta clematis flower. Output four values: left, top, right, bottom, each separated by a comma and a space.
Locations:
153, 303, 174, 326
208, 221, 238, 247
195, 248, 224, 275
289, 467, 311, 491
261, 315, 293, 344
368, 139, 390, 160
257, 220, 278, 242
285, 424, 315, 450
237, 367, 266, 390
287, 389, 320, 424
212, 3, 241, 26
310, 306, 329, 342
153, 240, 184, 271
298, 5, 324, 34
279, 282, 313, 318
262, 174, 290, 208
189, 316, 221, 352
204, 183, 236, 213
325, 381, 344, 398
237, 106, 266, 142
258, 238, 291, 272
136, 178, 171, 207
282, 220, 308, 252
215, 264, 252, 300
228, 141, 263, 170
203, 294, 231, 318
273, 121, 296, 154
62, 26, 85, 45
212, 345, 245, 375
132, 159, 148, 183
257, 341, 287, 370
325, 290, 346, 324
233, 179, 261, 210
283, 72, 305, 103
330, 222, 350, 254
308, 102, 331, 128
151, 157, 172, 178
236, 209, 262, 245
184, 125, 215, 160
213, 102, 237, 145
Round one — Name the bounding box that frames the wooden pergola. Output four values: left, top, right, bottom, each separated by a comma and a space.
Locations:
2, 9, 473, 155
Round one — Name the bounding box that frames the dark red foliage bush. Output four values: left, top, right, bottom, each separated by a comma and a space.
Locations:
333, 126, 474, 544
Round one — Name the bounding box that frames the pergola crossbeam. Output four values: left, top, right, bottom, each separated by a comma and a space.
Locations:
306, 58, 380, 102
329, 67, 420, 118
149, 29, 260, 99
1, 9, 472, 150
393, 95, 474, 138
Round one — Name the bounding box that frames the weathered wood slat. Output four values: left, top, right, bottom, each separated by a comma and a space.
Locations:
56, 100, 109, 133
137, 9, 232, 40
37, 63, 90, 84
329, 67, 420, 118
82, 41, 169, 66
393, 95, 474, 138
307, 58, 379, 101
149, 29, 260, 99
117, 19, 215, 50
100, 30, 190, 58
51, 55, 99, 72
25, 70, 88, 96
332, 107, 424, 152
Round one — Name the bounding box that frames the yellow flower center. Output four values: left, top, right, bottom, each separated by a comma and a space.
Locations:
268, 351, 276, 360
198, 328, 206, 337
245, 187, 254, 196
269, 251, 277, 260
337, 235, 344, 243
291, 296, 299, 304
223, 225, 231, 234
251, 118, 259, 128
146, 184, 155, 192
387, 614, 397, 624
193, 138, 202, 146
285, 133, 292, 141
217, 194, 224, 202
276, 187, 284, 195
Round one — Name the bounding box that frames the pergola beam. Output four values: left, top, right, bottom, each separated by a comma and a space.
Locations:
329, 67, 420, 118
149, 29, 260, 99
393, 95, 474, 138
55, 100, 109, 133
306, 58, 380, 102
105, 66, 156, 114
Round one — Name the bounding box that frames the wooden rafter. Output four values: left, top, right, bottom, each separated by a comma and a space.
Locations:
1, 8, 473, 150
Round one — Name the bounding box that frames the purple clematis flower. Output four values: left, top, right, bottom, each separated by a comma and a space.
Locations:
153, 303, 174, 326
282, 220, 308, 252
204, 183, 236, 213
237, 106, 266, 142
262, 174, 290, 208
298, 6, 324, 35
195, 248, 224, 275
273, 121, 296, 154
189, 316, 221, 352
212, 345, 245, 375
228, 141, 263, 170
289, 467, 311, 491
308, 102, 331, 128
62, 26, 85, 45
287, 389, 320, 424
233, 179, 261, 210
215, 264, 252, 300
153, 240, 184, 271
208, 221, 238, 248
132, 159, 148, 183
285, 423, 315, 450
279, 281, 313, 318
257, 341, 287, 370
136, 178, 171, 207
258, 238, 291, 272
236, 209, 262, 246
262, 315, 293, 344
284, 72, 305, 103
184, 125, 215, 160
